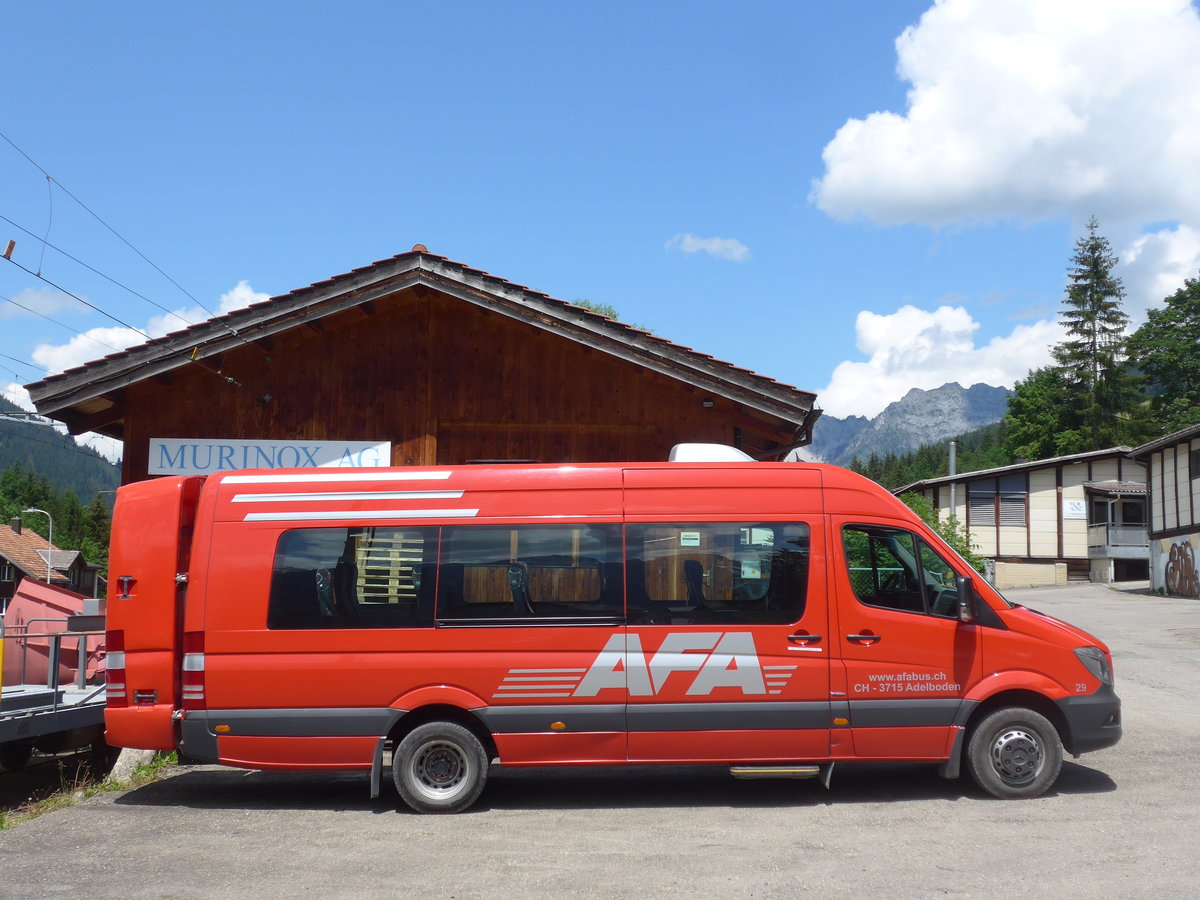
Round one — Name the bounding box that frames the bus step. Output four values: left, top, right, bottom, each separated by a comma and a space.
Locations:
730, 763, 833, 786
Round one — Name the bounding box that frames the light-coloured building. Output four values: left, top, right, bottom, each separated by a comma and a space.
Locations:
897, 448, 1147, 589
1132, 424, 1200, 597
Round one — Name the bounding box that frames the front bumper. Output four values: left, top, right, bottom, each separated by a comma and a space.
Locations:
1055, 683, 1122, 755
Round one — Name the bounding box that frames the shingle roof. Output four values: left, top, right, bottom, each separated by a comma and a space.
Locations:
25, 247, 818, 438
894, 446, 1139, 494
1083, 480, 1147, 495
1132, 422, 1200, 457
0, 525, 70, 585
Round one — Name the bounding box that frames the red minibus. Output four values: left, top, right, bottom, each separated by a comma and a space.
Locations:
104, 444, 1120, 812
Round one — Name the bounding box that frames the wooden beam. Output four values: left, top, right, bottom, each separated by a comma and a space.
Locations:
65, 403, 125, 436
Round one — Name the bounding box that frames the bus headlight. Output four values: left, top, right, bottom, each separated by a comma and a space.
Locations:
1074, 646, 1113, 685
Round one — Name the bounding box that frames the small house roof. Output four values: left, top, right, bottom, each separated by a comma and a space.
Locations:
0, 525, 70, 585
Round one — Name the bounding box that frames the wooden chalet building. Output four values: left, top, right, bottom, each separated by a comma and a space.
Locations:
1132, 423, 1200, 596
897, 447, 1148, 588
25, 247, 820, 483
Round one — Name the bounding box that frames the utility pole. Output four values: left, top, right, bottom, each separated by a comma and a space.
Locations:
949, 442, 957, 521
21, 508, 53, 583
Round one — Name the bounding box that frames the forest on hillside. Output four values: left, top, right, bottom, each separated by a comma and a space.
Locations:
0, 398, 119, 502
0, 399, 116, 571
849, 421, 1013, 491
0, 462, 112, 570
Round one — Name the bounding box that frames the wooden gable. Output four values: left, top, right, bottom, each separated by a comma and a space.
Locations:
26, 249, 819, 482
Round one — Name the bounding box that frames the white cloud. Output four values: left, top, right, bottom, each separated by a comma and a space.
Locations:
811, 0, 1200, 228
216, 280, 269, 314
0, 287, 89, 320
3, 382, 32, 410
30, 280, 270, 376
819, 304, 1063, 418
24, 280, 268, 461
1120, 224, 1200, 319
75, 432, 122, 465
665, 233, 751, 262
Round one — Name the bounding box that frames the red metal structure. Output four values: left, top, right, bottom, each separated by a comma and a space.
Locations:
1, 579, 106, 770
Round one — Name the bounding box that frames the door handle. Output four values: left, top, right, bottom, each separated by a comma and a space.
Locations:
788, 633, 822, 644
847, 633, 882, 644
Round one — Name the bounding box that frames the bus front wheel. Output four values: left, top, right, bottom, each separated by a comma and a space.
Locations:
393, 721, 488, 813
966, 707, 1063, 799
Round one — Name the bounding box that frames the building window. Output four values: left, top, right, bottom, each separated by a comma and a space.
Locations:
0, 564, 13, 583
969, 474, 1026, 528
969, 491, 996, 526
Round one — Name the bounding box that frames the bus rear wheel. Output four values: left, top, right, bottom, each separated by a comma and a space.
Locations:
966, 707, 1062, 799
393, 722, 488, 813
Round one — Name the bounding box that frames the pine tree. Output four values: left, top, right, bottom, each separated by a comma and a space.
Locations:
1005, 218, 1145, 460
1051, 217, 1137, 449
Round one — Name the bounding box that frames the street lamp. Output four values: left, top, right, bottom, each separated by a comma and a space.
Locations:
21, 508, 53, 584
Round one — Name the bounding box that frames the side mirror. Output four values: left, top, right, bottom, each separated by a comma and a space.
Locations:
955, 574, 978, 623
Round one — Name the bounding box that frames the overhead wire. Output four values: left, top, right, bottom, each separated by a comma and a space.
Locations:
0, 211, 196, 331
37, 175, 51, 276
0, 288, 127, 355
0, 130, 221, 319
0, 353, 48, 374
3, 258, 245, 388
0, 130, 262, 358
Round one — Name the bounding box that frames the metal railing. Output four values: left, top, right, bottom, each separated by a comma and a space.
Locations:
1087, 523, 1149, 549
2, 624, 103, 692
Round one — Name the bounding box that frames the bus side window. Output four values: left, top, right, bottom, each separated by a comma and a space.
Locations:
436, 524, 622, 622
267, 527, 438, 629
626, 522, 810, 626
842, 525, 958, 617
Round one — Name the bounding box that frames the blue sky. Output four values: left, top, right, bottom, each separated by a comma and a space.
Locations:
4, 1, 1200, 461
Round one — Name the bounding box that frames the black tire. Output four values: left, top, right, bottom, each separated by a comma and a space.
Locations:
87, 736, 122, 775
966, 707, 1063, 799
0, 740, 34, 771
393, 722, 488, 813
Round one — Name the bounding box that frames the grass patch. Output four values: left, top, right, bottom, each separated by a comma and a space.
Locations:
0, 751, 178, 830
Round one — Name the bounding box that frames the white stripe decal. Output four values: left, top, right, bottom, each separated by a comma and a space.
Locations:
224, 471, 453, 485
494, 684, 580, 691
490, 692, 573, 698
243, 508, 479, 522
232, 490, 464, 503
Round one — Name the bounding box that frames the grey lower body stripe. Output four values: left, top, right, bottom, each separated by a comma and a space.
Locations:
847, 698, 974, 728
479, 702, 831, 733
198, 708, 405, 737
477, 704, 625, 733
185, 700, 975, 757
628, 702, 831, 732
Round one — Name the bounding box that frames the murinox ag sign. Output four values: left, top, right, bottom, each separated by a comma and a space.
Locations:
149, 439, 392, 475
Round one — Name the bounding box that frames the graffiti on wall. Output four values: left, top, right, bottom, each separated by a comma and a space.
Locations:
1153, 535, 1200, 597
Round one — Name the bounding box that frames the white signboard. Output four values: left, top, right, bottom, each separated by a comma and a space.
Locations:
1064, 499, 1088, 520
149, 438, 392, 476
